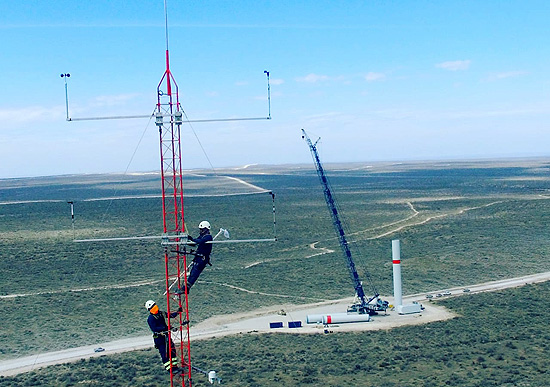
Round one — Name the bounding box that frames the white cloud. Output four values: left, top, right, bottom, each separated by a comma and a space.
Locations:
295, 73, 330, 83
90, 93, 141, 107
270, 78, 284, 85
0, 106, 64, 126
295, 73, 348, 83
488, 71, 528, 81
435, 60, 471, 71
365, 72, 386, 82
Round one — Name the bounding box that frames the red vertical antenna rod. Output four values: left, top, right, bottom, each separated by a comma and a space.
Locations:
166, 50, 172, 96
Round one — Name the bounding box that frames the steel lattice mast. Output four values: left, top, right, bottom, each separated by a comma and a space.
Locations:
155, 1, 192, 385
63, 1, 272, 384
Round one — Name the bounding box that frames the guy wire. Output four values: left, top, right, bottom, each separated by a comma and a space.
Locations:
182, 110, 218, 175
182, 109, 278, 241
70, 113, 156, 284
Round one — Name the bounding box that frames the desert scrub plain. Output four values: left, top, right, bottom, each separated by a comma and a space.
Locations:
1, 159, 550, 383
1, 283, 549, 386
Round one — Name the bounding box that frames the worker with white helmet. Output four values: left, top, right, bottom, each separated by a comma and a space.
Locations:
177, 220, 213, 293
145, 300, 183, 373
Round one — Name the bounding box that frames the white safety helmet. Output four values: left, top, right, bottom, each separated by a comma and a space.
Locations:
145, 300, 156, 310
198, 220, 211, 230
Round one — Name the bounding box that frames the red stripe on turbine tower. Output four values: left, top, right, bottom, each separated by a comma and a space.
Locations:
392, 240, 402, 308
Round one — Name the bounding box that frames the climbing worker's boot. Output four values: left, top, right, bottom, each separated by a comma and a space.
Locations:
174, 287, 185, 295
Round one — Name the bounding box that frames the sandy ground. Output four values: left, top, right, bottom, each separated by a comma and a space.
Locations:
190, 296, 451, 338
3, 270, 550, 376
0, 296, 449, 377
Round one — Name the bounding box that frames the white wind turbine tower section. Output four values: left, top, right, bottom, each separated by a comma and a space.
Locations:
392, 240, 423, 315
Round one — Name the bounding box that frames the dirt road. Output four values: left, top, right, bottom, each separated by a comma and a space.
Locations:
2, 270, 550, 377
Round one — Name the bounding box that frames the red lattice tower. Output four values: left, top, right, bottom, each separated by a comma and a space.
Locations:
155, 45, 192, 386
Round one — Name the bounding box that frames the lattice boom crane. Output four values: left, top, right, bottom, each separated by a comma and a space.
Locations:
301, 129, 388, 315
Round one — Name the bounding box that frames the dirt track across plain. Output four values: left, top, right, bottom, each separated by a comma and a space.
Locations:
2, 271, 550, 377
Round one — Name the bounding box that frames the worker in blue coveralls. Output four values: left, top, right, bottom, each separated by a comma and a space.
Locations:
184, 220, 213, 292
145, 300, 183, 373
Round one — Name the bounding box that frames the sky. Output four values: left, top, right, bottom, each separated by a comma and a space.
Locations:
1, 0, 549, 178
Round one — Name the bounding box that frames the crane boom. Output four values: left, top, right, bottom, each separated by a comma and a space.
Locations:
302, 129, 388, 315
